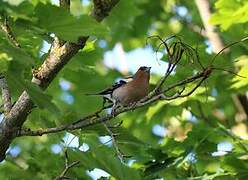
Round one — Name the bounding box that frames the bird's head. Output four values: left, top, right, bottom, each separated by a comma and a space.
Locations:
133, 66, 151, 81
138, 66, 151, 72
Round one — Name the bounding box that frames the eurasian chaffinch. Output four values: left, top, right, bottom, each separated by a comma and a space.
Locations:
89, 66, 151, 111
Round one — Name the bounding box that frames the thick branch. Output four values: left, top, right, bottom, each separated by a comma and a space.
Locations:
59, 0, 70, 10
0, 74, 12, 114
0, 15, 21, 48
195, 0, 225, 53
0, 0, 119, 162
91, 0, 119, 22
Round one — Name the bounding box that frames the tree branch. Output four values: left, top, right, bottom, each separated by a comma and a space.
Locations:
103, 122, 125, 162
0, 0, 119, 162
0, 74, 12, 114
0, 15, 21, 48
195, 0, 226, 53
91, 0, 119, 22
18, 67, 212, 137
59, 0, 70, 11
54, 150, 80, 180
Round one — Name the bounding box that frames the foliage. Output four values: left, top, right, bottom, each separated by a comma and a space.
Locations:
210, 0, 248, 31
0, 0, 248, 179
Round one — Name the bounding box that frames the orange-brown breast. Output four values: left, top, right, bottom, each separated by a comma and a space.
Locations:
112, 71, 150, 105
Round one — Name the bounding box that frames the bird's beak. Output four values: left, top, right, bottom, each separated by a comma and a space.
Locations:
146, 67, 151, 72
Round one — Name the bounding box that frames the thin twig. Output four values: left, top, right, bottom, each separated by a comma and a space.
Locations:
54, 151, 80, 180
103, 122, 125, 162
160, 70, 209, 95
210, 37, 248, 65
146, 35, 204, 99
109, 120, 123, 129
0, 74, 12, 114
177, 77, 207, 98
213, 67, 246, 78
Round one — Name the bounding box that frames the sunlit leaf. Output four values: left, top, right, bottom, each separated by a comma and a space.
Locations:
34, 3, 109, 42
7, 72, 60, 115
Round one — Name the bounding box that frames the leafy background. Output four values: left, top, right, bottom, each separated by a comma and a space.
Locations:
0, 0, 248, 179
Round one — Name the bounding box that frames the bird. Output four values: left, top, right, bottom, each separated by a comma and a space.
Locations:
87, 66, 151, 113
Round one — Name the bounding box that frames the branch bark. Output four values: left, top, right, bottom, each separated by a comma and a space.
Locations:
59, 0, 70, 11
0, 15, 21, 48
91, 0, 119, 22
0, 0, 119, 162
195, 0, 226, 53
0, 74, 12, 114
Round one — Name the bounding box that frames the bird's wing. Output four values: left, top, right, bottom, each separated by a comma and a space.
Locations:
98, 80, 127, 95
86, 80, 127, 96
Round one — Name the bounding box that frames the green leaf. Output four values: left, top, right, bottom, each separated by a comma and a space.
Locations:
81, 40, 96, 53
222, 155, 248, 173
231, 66, 248, 89
7, 72, 60, 115
0, 31, 35, 67
210, 0, 248, 30
34, 3, 108, 42
196, 157, 221, 174
146, 101, 167, 120
0, 52, 11, 73
80, 134, 142, 180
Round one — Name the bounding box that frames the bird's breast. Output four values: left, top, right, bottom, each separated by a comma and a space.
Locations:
112, 81, 149, 105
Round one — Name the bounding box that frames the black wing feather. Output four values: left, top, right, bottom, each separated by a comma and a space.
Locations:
86, 80, 127, 96
98, 80, 126, 95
